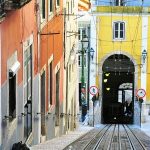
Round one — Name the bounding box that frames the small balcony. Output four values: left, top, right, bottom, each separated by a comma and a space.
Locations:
0, 0, 5, 21
4, 0, 31, 10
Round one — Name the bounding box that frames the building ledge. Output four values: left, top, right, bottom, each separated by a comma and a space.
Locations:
96, 6, 150, 14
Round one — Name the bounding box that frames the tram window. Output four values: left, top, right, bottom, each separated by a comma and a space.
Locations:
118, 91, 122, 103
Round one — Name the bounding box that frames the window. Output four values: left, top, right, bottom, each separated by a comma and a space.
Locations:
41, 71, 46, 136
41, 0, 45, 20
115, 0, 124, 6
78, 28, 86, 41
72, 0, 74, 8
71, 0, 73, 14
113, 22, 125, 40
49, 62, 53, 105
56, 0, 60, 6
24, 45, 32, 141
55, 70, 60, 126
78, 55, 87, 67
49, 0, 53, 14
69, 64, 71, 82
9, 73, 16, 121
67, 2, 69, 20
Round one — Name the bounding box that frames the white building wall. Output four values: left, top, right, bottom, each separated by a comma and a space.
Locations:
78, 11, 97, 101
63, 0, 78, 131
90, 15, 97, 100
141, 16, 148, 100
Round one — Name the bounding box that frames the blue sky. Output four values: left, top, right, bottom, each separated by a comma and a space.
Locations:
94, 0, 150, 7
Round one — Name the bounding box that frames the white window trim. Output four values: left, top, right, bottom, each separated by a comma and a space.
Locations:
115, 0, 124, 6
113, 21, 126, 41
56, 0, 60, 8
40, 0, 46, 23
78, 54, 87, 68
48, 0, 53, 16
6, 51, 18, 133
48, 55, 54, 111
23, 34, 33, 106
78, 27, 87, 41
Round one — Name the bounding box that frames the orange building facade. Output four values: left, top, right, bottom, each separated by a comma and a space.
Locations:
0, 0, 40, 149
39, 0, 65, 140
0, 0, 78, 148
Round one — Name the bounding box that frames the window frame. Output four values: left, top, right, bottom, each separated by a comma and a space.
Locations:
23, 44, 33, 142
41, 0, 46, 22
69, 64, 71, 82
115, 0, 124, 6
113, 21, 125, 41
9, 73, 16, 121
78, 54, 87, 68
49, 61, 53, 106
48, 0, 53, 15
55, 69, 60, 126
78, 27, 87, 41
56, 0, 60, 7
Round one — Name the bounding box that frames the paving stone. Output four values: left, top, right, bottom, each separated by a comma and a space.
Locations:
30, 125, 94, 150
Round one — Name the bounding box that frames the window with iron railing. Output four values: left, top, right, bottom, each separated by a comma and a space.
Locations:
24, 45, 32, 141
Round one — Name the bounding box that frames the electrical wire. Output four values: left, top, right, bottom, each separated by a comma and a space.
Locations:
88, 0, 148, 78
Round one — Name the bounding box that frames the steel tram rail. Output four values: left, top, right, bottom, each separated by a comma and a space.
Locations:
63, 124, 110, 150
123, 124, 136, 150
91, 125, 114, 150
81, 124, 112, 150
126, 125, 147, 150
118, 124, 121, 150
107, 124, 117, 150
64, 124, 148, 150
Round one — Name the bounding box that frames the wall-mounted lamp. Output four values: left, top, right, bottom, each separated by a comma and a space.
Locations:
90, 47, 95, 60
142, 49, 147, 63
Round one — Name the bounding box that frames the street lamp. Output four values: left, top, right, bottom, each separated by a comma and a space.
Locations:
81, 37, 89, 122
81, 37, 89, 88
142, 49, 147, 64
90, 47, 95, 61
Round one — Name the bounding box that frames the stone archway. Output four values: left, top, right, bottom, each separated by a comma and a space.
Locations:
101, 54, 135, 124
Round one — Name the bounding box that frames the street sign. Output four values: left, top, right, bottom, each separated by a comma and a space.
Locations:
136, 88, 146, 99
89, 86, 99, 96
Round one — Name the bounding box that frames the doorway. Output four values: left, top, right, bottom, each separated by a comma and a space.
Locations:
102, 54, 135, 124
41, 71, 46, 136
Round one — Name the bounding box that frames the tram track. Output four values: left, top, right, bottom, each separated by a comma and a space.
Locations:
63, 124, 150, 150
123, 125, 147, 150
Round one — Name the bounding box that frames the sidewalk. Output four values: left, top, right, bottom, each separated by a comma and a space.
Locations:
141, 115, 150, 137
30, 125, 94, 150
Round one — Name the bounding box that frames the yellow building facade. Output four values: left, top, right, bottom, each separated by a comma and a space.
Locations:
94, 6, 150, 124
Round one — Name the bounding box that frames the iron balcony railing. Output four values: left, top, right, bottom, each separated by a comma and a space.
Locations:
4, 0, 31, 10
0, 0, 5, 21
